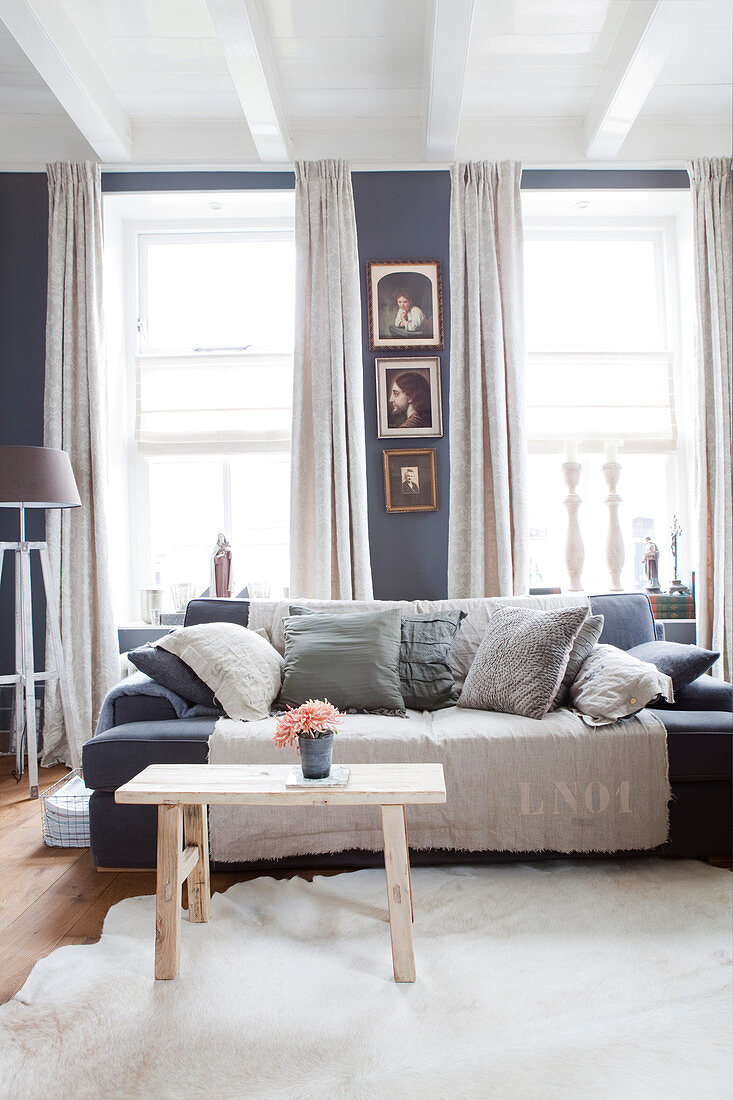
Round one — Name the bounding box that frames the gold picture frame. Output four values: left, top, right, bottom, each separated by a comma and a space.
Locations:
383, 449, 438, 513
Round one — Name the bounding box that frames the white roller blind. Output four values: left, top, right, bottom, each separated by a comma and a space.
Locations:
524, 227, 676, 451
135, 352, 292, 454
526, 351, 676, 448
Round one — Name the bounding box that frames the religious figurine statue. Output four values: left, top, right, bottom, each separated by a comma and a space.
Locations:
211, 532, 234, 598
643, 536, 661, 591
668, 515, 690, 595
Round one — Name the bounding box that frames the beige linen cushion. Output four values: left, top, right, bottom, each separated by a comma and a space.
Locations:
155, 623, 283, 720
458, 605, 589, 720
570, 644, 674, 726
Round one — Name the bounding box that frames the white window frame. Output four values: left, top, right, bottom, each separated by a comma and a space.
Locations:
118, 215, 295, 618
522, 199, 695, 588
524, 218, 677, 454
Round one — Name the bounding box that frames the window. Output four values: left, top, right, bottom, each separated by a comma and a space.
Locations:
522, 191, 694, 594
104, 191, 295, 621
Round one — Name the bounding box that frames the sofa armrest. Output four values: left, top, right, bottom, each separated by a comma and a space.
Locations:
84, 718, 214, 790
113, 694, 178, 726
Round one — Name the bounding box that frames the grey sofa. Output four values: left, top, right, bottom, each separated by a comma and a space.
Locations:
83, 593, 732, 869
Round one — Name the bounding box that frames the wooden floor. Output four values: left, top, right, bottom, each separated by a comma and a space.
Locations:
0, 758, 284, 1005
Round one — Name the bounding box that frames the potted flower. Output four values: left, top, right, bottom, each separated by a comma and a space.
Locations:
273, 699, 342, 779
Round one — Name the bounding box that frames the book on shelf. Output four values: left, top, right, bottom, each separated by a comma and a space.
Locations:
647, 593, 695, 620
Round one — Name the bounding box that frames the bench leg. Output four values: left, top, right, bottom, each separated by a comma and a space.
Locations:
403, 806, 414, 923
380, 804, 416, 983
183, 803, 210, 923
155, 803, 183, 980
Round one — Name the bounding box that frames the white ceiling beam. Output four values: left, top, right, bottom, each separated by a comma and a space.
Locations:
204, 0, 290, 163
583, 0, 697, 160
425, 0, 475, 162
0, 0, 132, 162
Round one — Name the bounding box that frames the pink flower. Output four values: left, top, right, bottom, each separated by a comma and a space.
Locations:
273, 699, 342, 752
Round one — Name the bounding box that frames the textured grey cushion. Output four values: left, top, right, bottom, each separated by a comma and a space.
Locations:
127, 644, 217, 707
627, 640, 719, 691
279, 609, 405, 713
551, 613, 604, 709
399, 611, 466, 710
458, 605, 589, 720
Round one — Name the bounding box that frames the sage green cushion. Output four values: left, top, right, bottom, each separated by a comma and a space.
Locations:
279, 609, 405, 713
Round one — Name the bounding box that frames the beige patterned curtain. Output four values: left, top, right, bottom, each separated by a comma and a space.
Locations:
448, 161, 528, 597
688, 158, 732, 680
42, 162, 119, 766
290, 160, 373, 599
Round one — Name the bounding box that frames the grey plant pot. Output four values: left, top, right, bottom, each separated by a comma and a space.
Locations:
298, 732, 334, 779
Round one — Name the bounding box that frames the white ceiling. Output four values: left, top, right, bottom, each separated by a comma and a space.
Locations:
0, 0, 729, 169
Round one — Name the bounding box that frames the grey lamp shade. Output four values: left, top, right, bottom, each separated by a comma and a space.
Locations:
0, 446, 81, 509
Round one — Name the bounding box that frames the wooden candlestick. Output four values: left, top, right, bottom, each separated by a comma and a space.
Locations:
562, 461, 584, 591
602, 462, 624, 591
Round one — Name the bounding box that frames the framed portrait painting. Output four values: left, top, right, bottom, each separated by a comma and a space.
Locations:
383, 449, 438, 513
367, 260, 443, 351
375, 357, 443, 438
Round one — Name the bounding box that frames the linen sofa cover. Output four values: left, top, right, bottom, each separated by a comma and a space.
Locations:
208, 706, 670, 860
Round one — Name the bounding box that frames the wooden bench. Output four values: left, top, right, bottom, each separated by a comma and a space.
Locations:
116, 762, 446, 983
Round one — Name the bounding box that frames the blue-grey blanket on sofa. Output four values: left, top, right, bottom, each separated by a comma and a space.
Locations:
95, 671, 221, 735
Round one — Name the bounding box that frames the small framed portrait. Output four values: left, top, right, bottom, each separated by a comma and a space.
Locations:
375, 357, 443, 438
367, 260, 443, 351
383, 449, 438, 513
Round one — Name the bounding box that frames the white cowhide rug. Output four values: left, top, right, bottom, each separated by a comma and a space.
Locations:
1, 860, 731, 1099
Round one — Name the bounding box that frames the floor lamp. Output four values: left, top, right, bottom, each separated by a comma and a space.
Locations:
0, 445, 82, 798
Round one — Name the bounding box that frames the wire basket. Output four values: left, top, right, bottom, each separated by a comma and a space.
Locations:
40, 768, 92, 848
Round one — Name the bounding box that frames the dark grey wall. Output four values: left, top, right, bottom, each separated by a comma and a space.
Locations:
0, 175, 49, 672
352, 172, 451, 599
0, 167, 690, 671
103, 169, 453, 600
102, 171, 295, 193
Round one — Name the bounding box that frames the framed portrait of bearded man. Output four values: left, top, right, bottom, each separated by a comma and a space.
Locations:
375, 357, 443, 439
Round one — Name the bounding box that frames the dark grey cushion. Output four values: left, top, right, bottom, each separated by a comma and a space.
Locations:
628, 640, 719, 691
279, 609, 404, 713
127, 644, 217, 707
399, 611, 466, 710
656, 711, 733, 783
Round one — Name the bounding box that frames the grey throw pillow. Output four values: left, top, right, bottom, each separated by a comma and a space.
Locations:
279, 609, 404, 713
627, 640, 719, 691
127, 644, 218, 707
399, 611, 467, 710
458, 605, 589, 720
550, 613, 604, 709
290, 605, 466, 711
